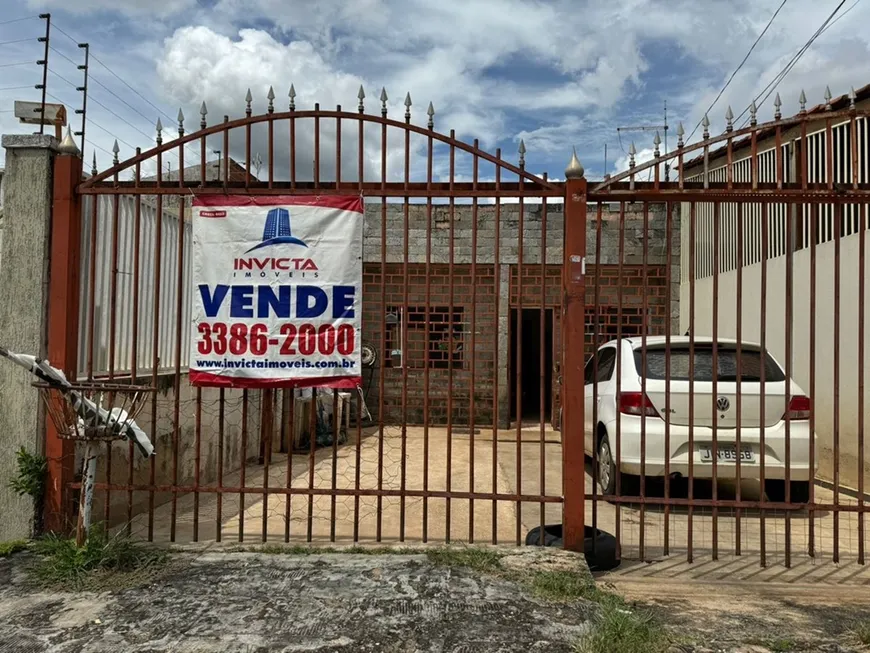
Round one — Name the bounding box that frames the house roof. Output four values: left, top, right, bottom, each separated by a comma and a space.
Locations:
682, 82, 870, 171
141, 156, 257, 183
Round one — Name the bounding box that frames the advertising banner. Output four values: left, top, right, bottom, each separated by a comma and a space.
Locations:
189, 195, 363, 388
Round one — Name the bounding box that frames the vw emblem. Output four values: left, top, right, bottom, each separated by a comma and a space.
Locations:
717, 396, 731, 412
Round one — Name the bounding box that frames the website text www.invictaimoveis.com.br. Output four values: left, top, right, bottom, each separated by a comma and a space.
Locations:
196, 358, 357, 370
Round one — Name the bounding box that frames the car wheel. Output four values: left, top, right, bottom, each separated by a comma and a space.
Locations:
765, 479, 811, 504
597, 435, 617, 495
597, 433, 641, 498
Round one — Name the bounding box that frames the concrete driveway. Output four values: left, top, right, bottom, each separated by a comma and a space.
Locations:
126, 424, 870, 582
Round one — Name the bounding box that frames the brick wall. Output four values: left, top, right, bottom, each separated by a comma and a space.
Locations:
360, 201, 681, 427
362, 262, 499, 425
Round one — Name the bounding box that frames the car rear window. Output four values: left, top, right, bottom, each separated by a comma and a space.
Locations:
634, 344, 786, 382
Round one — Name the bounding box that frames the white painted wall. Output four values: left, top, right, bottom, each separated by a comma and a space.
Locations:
680, 224, 870, 490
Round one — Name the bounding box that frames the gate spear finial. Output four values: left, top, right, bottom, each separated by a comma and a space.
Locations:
177, 108, 184, 137
701, 113, 710, 140
824, 85, 833, 110
799, 89, 807, 113
245, 88, 253, 117
774, 93, 782, 120
676, 122, 685, 149
358, 85, 365, 113
628, 141, 636, 168
156, 117, 163, 145
653, 130, 661, 156
404, 92, 412, 123
749, 100, 757, 127
518, 139, 526, 168
200, 101, 208, 129
112, 139, 119, 166
427, 101, 435, 130
724, 106, 733, 133
850, 87, 857, 110
267, 86, 275, 113
380, 87, 388, 117
91, 150, 97, 176
289, 84, 296, 111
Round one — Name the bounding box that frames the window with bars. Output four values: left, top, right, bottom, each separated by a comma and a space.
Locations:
384, 306, 465, 369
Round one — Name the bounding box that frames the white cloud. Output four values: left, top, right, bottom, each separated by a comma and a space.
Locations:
3, 0, 870, 181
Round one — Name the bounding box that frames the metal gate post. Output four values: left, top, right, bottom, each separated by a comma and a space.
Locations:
562, 150, 587, 552
44, 135, 83, 532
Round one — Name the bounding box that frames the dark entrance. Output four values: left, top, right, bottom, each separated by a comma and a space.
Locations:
509, 308, 554, 422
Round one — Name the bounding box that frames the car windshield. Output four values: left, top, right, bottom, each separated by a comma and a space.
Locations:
634, 344, 786, 382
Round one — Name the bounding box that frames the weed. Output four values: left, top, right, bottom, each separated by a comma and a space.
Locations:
425, 547, 503, 572
846, 620, 870, 647
528, 570, 598, 603
8, 447, 47, 534
767, 638, 797, 652
0, 540, 28, 557
7, 447, 47, 500
30, 524, 167, 590
575, 600, 670, 653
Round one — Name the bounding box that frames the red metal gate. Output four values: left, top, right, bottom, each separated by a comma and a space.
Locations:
42, 85, 870, 568
45, 90, 584, 548
582, 89, 870, 568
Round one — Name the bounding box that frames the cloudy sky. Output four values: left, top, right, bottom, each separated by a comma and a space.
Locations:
1, 0, 869, 181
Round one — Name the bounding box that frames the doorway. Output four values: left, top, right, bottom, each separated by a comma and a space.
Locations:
509, 308, 554, 422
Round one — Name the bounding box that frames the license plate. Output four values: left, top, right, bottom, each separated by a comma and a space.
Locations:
699, 445, 755, 463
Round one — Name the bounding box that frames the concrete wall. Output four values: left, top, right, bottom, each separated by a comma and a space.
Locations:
90, 381, 263, 526
679, 228, 870, 490
0, 135, 56, 541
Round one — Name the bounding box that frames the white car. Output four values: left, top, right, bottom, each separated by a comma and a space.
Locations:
583, 336, 817, 503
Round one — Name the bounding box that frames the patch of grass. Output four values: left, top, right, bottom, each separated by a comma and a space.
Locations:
0, 540, 28, 557
767, 638, 797, 652
846, 619, 870, 647
575, 601, 670, 653
425, 547, 503, 572
30, 524, 167, 591
528, 569, 598, 602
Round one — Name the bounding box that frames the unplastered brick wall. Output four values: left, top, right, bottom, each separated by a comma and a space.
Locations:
363, 262, 499, 425
507, 263, 670, 427
361, 201, 680, 427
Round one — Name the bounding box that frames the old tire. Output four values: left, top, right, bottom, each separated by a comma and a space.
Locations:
525, 524, 620, 572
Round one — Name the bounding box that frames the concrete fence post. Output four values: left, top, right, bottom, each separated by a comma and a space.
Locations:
0, 134, 58, 541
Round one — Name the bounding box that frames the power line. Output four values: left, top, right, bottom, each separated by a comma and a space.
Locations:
737, 0, 851, 127
0, 37, 38, 46
51, 20, 201, 163
0, 85, 34, 92
48, 45, 81, 68
0, 61, 34, 69
687, 0, 788, 142
0, 16, 38, 27
48, 68, 79, 90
